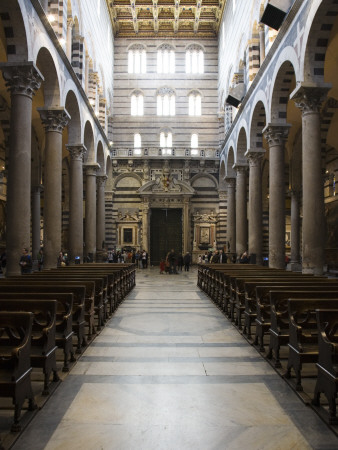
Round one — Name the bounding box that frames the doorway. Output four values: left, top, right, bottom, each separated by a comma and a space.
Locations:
150, 208, 182, 265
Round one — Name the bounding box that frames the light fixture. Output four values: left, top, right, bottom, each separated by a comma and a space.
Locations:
47, 14, 56, 23
89, 99, 95, 106
59, 38, 66, 46
226, 83, 245, 108
260, 0, 293, 31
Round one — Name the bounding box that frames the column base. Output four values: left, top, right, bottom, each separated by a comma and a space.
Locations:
290, 262, 302, 272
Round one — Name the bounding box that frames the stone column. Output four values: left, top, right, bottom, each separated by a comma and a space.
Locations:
291, 84, 330, 274
32, 185, 43, 263
234, 164, 248, 258
218, 190, 227, 250
66, 18, 74, 61
290, 189, 301, 271
0, 62, 43, 275
258, 24, 265, 66
41, 0, 48, 11
263, 123, 290, 269
84, 53, 90, 95
38, 108, 70, 269
142, 200, 150, 253
246, 149, 265, 265
96, 175, 107, 252
67, 145, 86, 262
183, 197, 190, 254
84, 163, 99, 260
225, 177, 236, 254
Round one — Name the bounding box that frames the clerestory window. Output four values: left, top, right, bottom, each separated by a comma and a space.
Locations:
157, 88, 175, 116
157, 45, 175, 74
131, 92, 144, 116
128, 46, 146, 74
189, 92, 202, 116
185, 46, 204, 74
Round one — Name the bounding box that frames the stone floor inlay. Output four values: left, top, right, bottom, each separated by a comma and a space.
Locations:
12, 267, 338, 450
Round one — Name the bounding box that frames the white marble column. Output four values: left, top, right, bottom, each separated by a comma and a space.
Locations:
234, 164, 248, 257
291, 84, 330, 274
225, 177, 236, 254
218, 190, 227, 250
0, 62, 43, 275
32, 185, 43, 263
258, 24, 265, 66
246, 149, 265, 265
142, 200, 150, 253
96, 175, 107, 251
66, 18, 74, 61
39, 108, 70, 269
290, 188, 301, 271
67, 145, 86, 262
263, 123, 290, 269
84, 163, 99, 260
183, 197, 190, 254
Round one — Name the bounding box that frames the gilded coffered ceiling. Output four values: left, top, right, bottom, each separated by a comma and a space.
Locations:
107, 0, 227, 38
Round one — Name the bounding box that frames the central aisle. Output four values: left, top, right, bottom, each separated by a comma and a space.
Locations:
14, 268, 338, 449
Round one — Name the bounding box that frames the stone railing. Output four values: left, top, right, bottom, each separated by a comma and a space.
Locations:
110, 147, 220, 159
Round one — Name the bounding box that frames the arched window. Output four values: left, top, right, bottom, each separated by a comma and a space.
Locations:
188, 92, 202, 116
160, 131, 172, 155
191, 133, 198, 155
134, 133, 141, 155
128, 45, 146, 74
131, 92, 144, 116
157, 45, 175, 74
157, 88, 175, 116
186, 45, 204, 74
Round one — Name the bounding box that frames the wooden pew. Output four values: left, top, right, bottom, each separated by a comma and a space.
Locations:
312, 308, 338, 424
229, 271, 300, 325
0, 300, 59, 395
0, 311, 36, 432
269, 289, 338, 367
26, 272, 105, 332
0, 282, 87, 353
285, 298, 338, 391
0, 292, 74, 372
243, 279, 333, 339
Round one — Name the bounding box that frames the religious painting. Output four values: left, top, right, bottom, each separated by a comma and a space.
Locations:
123, 228, 133, 244
200, 227, 210, 244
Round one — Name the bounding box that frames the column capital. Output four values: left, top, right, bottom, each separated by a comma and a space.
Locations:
233, 163, 248, 174
32, 184, 44, 194
84, 162, 100, 176
97, 175, 107, 188
263, 123, 291, 147
0, 62, 43, 98
218, 190, 227, 201
67, 17, 75, 28
66, 144, 87, 161
245, 148, 265, 167
290, 83, 331, 115
38, 107, 70, 133
225, 177, 236, 189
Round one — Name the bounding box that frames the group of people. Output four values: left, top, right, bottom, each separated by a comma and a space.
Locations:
106, 249, 149, 268
197, 250, 250, 264
159, 249, 191, 274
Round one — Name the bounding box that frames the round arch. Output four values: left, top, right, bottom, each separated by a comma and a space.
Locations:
35, 47, 60, 107
65, 90, 81, 145
83, 121, 95, 163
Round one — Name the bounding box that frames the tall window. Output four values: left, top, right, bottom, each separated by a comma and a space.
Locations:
157, 88, 175, 116
128, 46, 146, 74
134, 133, 141, 155
131, 92, 144, 116
191, 133, 198, 155
160, 131, 172, 155
157, 45, 175, 74
186, 46, 204, 74
189, 92, 202, 116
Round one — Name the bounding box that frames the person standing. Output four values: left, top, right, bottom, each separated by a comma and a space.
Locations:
19, 248, 32, 274
168, 249, 177, 274
183, 252, 191, 271
37, 247, 44, 271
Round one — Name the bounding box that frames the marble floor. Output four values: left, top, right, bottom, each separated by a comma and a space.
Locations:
13, 267, 338, 450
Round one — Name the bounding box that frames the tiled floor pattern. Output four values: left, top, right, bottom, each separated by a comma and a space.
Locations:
12, 268, 338, 449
